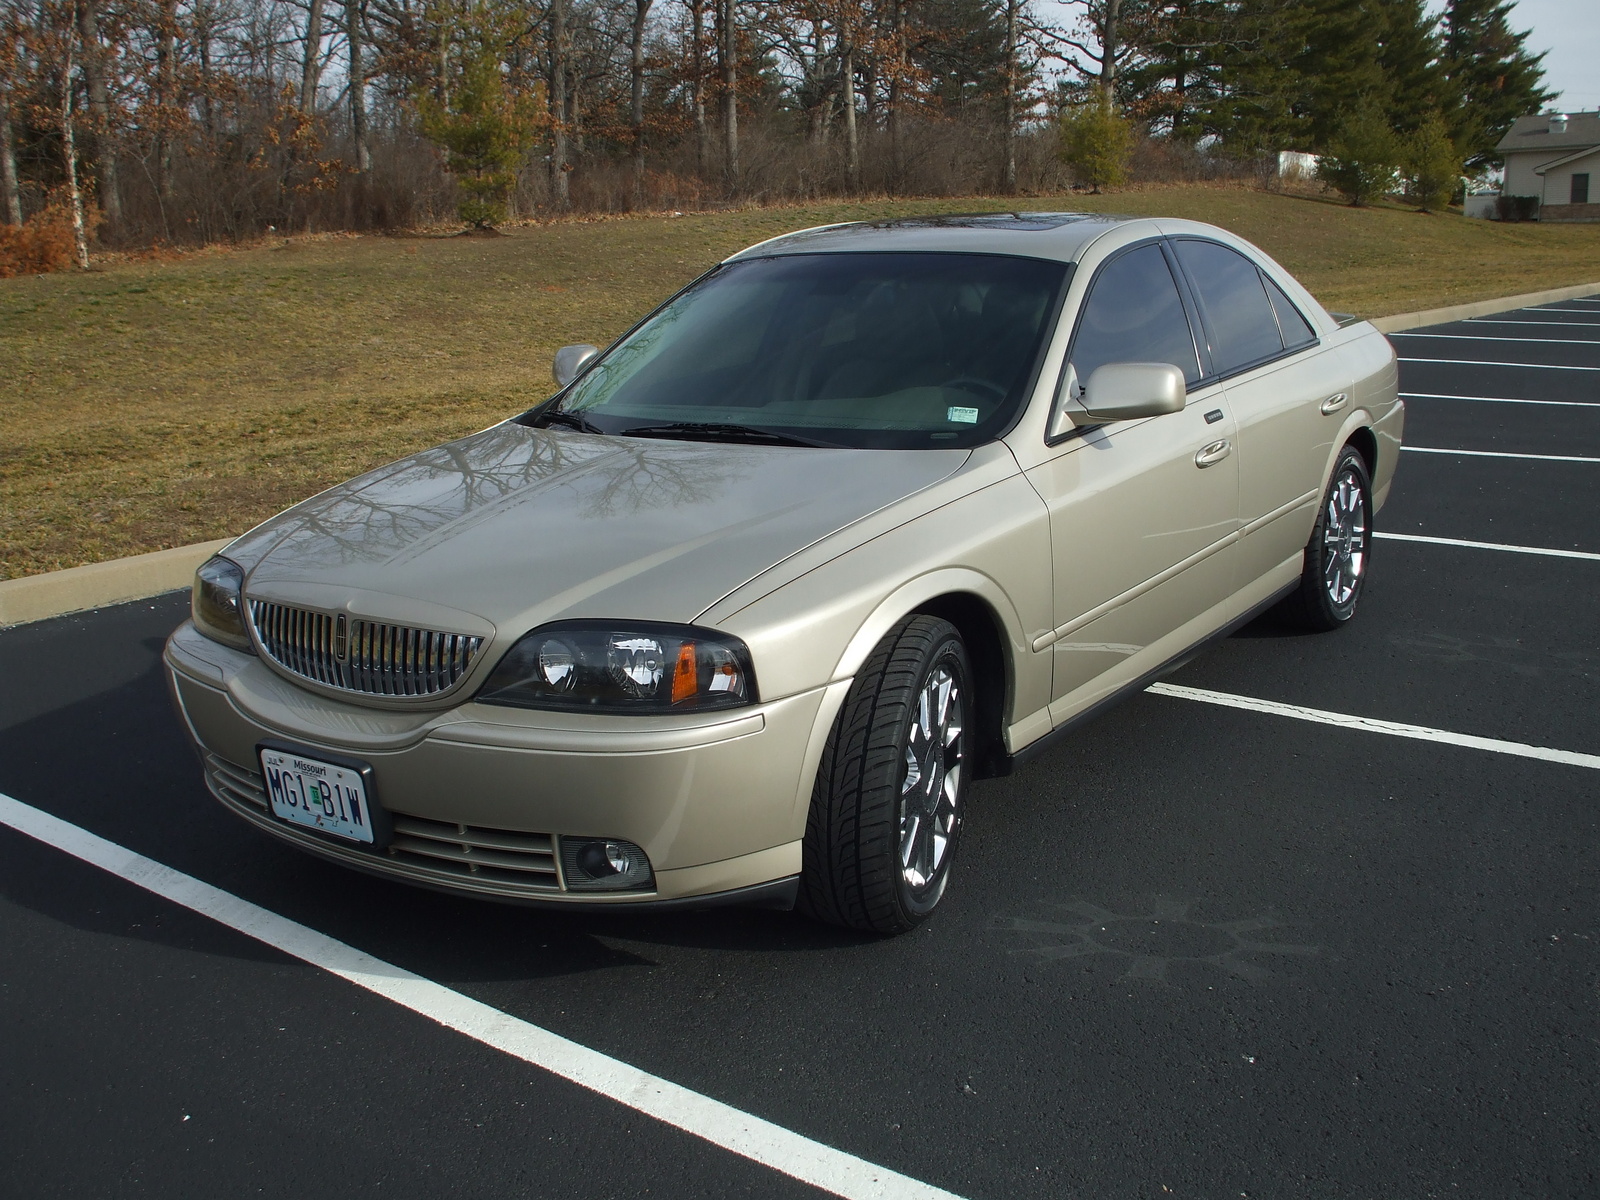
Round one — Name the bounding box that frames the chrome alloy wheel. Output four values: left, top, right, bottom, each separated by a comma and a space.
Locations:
899, 664, 964, 892
1320, 467, 1369, 610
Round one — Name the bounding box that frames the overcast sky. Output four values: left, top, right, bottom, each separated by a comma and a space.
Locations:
1511, 0, 1600, 111
1436, 0, 1600, 112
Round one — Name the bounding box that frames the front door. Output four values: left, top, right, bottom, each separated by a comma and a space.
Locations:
1022, 241, 1242, 720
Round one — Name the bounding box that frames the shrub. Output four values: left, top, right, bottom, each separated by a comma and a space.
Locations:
0, 204, 78, 278
1317, 105, 1401, 206
1058, 97, 1134, 193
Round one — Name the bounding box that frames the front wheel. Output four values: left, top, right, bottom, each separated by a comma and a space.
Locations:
1281, 444, 1373, 631
798, 615, 971, 934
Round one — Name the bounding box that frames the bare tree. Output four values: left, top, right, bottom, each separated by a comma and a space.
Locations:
629, 0, 651, 197
346, 0, 369, 169
75, 0, 121, 230
0, 93, 21, 226
300, 0, 325, 110
549, 0, 570, 207
715, 0, 735, 188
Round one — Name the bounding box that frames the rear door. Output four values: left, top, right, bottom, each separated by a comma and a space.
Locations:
1170, 238, 1344, 589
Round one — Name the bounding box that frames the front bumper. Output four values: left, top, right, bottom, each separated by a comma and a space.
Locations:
165, 621, 835, 907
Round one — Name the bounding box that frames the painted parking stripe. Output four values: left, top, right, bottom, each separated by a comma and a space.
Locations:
1400, 391, 1599, 409
1391, 332, 1600, 345
1149, 684, 1600, 770
1526, 307, 1600, 314
1401, 446, 1600, 464
0, 793, 966, 1200
1465, 319, 1600, 328
1374, 531, 1600, 562
1396, 358, 1600, 371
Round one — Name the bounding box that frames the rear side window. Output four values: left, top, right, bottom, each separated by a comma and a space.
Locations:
1069, 243, 1201, 388
1173, 240, 1283, 374
1263, 273, 1317, 347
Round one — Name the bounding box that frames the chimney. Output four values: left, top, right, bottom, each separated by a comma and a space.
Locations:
1549, 112, 1568, 134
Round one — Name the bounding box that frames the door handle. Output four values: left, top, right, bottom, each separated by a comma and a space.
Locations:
1320, 392, 1349, 414
1194, 439, 1232, 468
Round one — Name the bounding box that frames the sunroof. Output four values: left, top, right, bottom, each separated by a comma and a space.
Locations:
868, 212, 1105, 231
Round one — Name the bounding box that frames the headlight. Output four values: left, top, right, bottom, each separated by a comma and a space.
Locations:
191, 556, 253, 651
477, 622, 756, 713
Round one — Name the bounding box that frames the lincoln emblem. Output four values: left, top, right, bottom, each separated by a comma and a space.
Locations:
334, 613, 348, 662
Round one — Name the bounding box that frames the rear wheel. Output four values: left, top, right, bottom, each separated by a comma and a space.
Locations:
1281, 444, 1373, 631
798, 615, 970, 934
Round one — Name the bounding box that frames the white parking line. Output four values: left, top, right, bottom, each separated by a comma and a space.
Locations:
1374, 531, 1600, 562
1149, 684, 1600, 770
1465, 319, 1600, 328
1402, 446, 1600, 463
1391, 332, 1600, 345
1528, 307, 1600, 314
0, 793, 966, 1200
1397, 358, 1600, 371
1400, 392, 1598, 408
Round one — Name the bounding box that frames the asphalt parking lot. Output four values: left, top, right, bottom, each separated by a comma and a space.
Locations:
3, 297, 1597, 1200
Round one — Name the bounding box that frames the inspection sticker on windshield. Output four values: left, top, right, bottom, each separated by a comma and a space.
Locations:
947, 406, 979, 424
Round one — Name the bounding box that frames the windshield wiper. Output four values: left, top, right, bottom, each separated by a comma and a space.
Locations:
538, 408, 607, 434
618, 421, 828, 448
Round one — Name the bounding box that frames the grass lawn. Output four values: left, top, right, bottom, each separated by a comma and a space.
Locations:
3, 183, 1598, 579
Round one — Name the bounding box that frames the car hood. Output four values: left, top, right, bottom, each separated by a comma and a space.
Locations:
228, 422, 969, 637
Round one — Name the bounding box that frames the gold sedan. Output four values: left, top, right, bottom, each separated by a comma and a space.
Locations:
166, 212, 1402, 933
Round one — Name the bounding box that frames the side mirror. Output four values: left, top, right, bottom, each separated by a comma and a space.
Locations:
552, 343, 600, 388
1081, 362, 1186, 421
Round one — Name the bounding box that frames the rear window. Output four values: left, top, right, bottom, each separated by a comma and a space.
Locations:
1173, 240, 1284, 375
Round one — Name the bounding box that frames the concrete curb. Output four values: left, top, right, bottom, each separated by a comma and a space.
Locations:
1369, 281, 1600, 333
3, 281, 1598, 631
0, 540, 228, 629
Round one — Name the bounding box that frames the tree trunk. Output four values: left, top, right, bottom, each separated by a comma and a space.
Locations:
61, 45, 90, 268
1002, 0, 1017, 193
300, 0, 324, 112
716, 0, 737, 191
77, 0, 122, 233
690, 0, 707, 174
1101, 0, 1120, 96
346, 0, 368, 170
155, 0, 177, 204
549, 0, 570, 208
886, 0, 902, 194
630, 0, 651, 201
842, 41, 859, 192
0, 99, 22, 227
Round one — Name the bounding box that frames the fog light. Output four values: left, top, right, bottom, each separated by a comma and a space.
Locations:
561, 836, 654, 892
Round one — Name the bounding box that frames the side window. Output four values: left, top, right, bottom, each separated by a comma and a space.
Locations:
1067, 244, 1201, 390
1173, 240, 1283, 374
1262, 273, 1317, 348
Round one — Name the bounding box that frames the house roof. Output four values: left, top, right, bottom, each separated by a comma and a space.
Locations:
1497, 111, 1600, 155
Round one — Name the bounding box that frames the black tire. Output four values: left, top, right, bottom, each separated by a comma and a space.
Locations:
1280, 443, 1374, 632
797, 615, 971, 934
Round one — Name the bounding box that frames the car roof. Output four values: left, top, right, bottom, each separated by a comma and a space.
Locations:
723, 211, 1154, 265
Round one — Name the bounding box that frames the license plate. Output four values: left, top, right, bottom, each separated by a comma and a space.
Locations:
259, 745, 377, 844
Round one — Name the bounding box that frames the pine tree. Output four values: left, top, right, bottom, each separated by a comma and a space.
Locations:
1442, 0, 1553, 170
1058, 95, 1134, 191
1405, 110, 1462, 211
417, 1, 543, 228
1378, 0, 1452, 136
1317, 100, 1401, 205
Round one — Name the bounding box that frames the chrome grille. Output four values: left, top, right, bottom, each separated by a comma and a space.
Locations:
248, 600, 482, 698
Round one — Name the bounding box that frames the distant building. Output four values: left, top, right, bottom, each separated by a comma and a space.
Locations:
1497, 111, 1600, 221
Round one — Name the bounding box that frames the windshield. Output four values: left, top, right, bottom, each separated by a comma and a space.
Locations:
536, 252, 1067, 450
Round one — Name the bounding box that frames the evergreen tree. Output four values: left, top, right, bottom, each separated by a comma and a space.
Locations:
1058, 95, 1134, 191
1405, 110, 1462, 210
1443, 0, 1553, 170
1378, 0, 1452, 135
1317, 100, 1401, 204
417, 1, 543, 229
